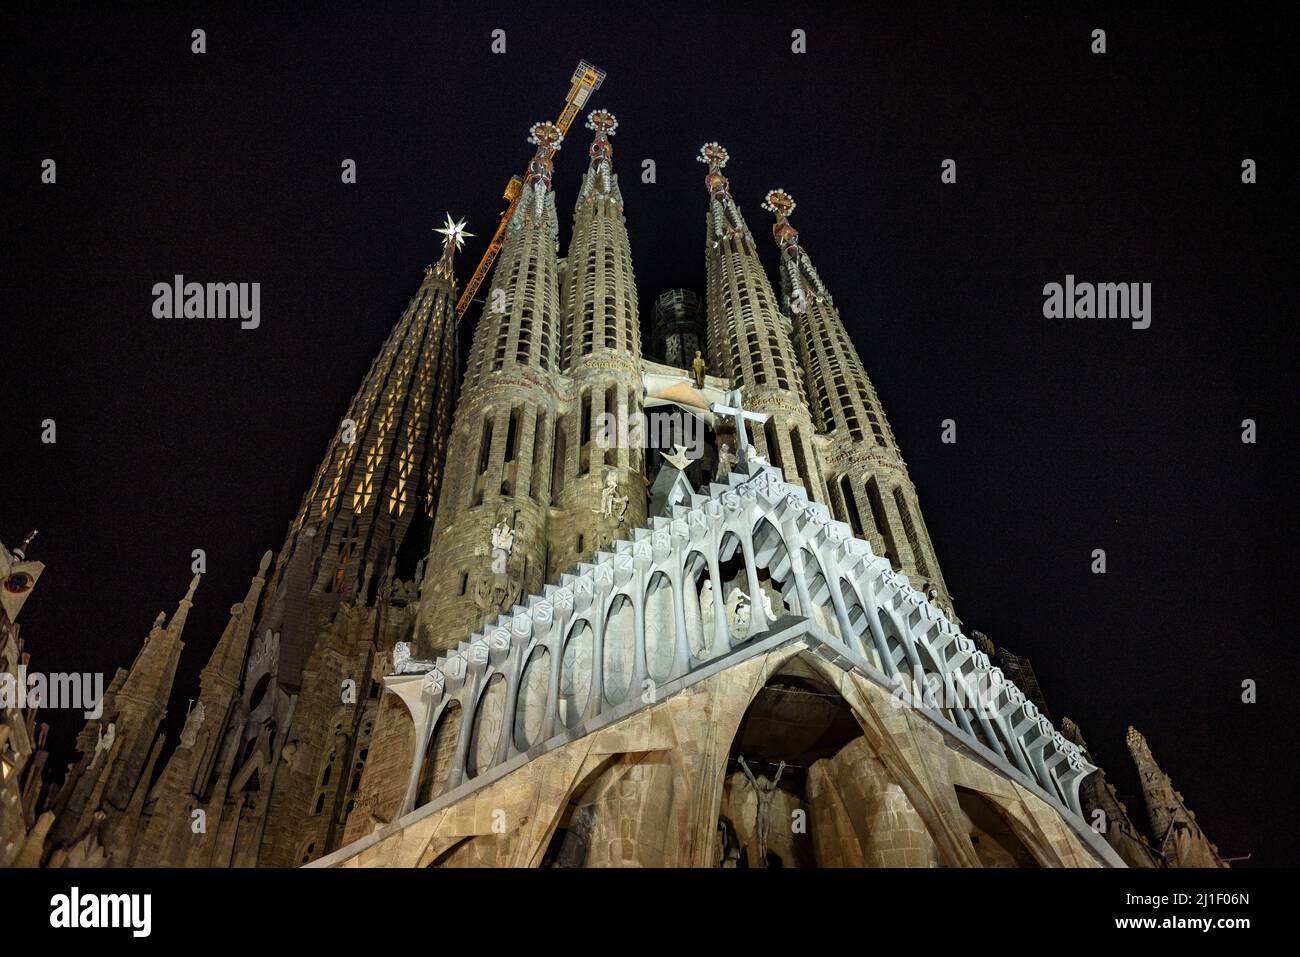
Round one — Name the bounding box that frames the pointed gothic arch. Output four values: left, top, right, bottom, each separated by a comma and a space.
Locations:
416, 701, 461, 807
954, 787, 1043, 867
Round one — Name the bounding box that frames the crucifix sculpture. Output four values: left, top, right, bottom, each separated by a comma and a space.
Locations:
710, 388, 769, 468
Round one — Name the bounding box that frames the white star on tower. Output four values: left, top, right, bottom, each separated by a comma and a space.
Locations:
434, 214, 474, 251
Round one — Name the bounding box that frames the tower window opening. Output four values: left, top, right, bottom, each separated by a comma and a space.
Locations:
763, 418, 784, 470
839, 476, 865, 538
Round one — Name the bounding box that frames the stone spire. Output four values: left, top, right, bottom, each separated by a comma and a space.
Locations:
131, 552, 276, 866
551, 109, 646, 575
202, 551, 272, 701
242, 227, 465, 866
259, 215, 464, 687
417, 123, 566, 655
762, 189, 956, 619
700, 144, 825, 506
565, 109, 639, 358
1126, 726, 1227, 867
1060, 717, 1160, 868
463, 121, 564, 383
49, 574, 200, 855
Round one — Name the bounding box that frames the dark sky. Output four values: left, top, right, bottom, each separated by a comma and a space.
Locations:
6, 3, 1295, 865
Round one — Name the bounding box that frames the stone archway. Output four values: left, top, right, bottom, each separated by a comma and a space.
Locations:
720, 653, 942, 868
536, 753, 674, 868
955, 787, 1044, 867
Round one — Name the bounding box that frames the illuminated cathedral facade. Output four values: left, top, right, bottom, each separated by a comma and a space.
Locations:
0, 102, 1226, 870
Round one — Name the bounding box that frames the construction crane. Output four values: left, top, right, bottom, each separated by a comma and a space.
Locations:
455, 59, 607, 322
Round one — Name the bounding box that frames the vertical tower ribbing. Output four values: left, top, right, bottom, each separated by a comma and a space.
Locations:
417, 123, 566, 654
699, 143, 826, 503
258, 227, 463, 687
551, 110, 646, 576
763, 189, 956, 619
255, 220, 464, 866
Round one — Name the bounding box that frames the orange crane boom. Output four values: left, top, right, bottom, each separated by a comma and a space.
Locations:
455, 60, 606, 322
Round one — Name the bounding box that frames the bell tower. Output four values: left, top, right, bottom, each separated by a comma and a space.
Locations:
763, 188, 955, 617
416, 123, 567, 655
699, 143, 827, 505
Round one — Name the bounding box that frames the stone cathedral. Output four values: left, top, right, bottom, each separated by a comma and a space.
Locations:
0, 103, 1227, 869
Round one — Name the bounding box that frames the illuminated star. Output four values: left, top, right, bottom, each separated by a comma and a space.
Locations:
434, 214, 474, 251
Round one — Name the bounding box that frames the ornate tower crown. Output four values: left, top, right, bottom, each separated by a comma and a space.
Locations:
528, 121, 564, 149
763, 189, 800, 248
762, 188, 796, 218
585, 109, 618, 136
698, 142, 731, 195
585, 110, 617, 166
698, 141, 730, 170
525, 121, 564, 189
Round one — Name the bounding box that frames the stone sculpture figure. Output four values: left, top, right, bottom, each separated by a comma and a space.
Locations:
179, 701, 206, 749
726, 589, 752, 635
490, 519, 515, 556
89, 722, 116, 770
692, 350, 707, 389
392, 641, 436, 674
738, 756, 787, 867
716, 442, 737, 478
591, 471, 630, 524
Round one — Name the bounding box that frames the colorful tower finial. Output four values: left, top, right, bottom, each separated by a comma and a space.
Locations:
763, 188, 800, 248
524, 121, 564, 189
527, 120, 564, 150
585, 110, 618, 169
698, 141, 730, 170
698, 142, 732, 197
762, 188, 795, 217
586, 109, 618, 137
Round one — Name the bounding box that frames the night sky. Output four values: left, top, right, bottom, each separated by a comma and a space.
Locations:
6, 4, 1295, 865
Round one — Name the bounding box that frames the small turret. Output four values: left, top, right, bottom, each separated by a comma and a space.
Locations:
1126, 726, 1227, 868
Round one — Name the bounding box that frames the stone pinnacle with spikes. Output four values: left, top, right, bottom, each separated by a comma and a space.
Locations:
762, 188, 796, 219
586, 109, 618, 136
698, 141, 730, 171
528, 121, 564, 151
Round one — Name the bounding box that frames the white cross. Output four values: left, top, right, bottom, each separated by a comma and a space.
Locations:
710, 388, 769, 467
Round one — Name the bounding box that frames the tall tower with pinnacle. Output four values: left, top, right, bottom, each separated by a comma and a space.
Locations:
253, 221, 467, 866
1126, 727, 1227, 867
763, 188, 956, 619
257, 215, 465, 688
416, 123, 566, 655
699, 144, 827, 505
551, 109, 646, 576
